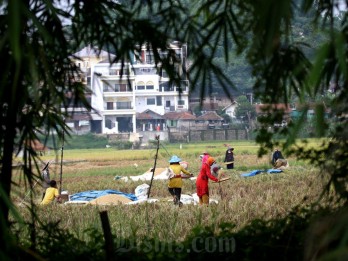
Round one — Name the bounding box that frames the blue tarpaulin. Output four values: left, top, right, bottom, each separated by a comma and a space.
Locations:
241, 170, 262, 177
267, 169, 282, 174
70, 190, 138, 202
241, 169, 283, 177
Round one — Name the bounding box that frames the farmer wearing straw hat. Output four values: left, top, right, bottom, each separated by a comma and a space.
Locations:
167, 155, 193, 206
196, 156, 219, 205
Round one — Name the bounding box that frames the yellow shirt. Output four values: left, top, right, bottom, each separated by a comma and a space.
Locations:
168, 163, 190, 188
41, 187, 59, 205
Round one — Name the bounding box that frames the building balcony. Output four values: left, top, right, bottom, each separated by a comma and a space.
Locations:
104, 107, 133, 110
96, 70, 135, 80
160, 86, 189, 93
159, 80, 189, 93
103, 109, 135, 116
134, 67, 158, 75
104, 89, 133, 92
103, 92, 134, 99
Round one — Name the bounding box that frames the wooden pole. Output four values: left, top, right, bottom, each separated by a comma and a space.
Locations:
217, 169, 224, 199
59, 127, 65, 194
99, 211, 114, 261
147, 135, 160, 199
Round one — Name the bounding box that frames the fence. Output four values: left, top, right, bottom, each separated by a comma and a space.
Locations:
105, 128, 248, 144
168, 129, 248, 143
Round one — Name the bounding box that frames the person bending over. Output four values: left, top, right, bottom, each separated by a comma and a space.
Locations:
196, 156, 219, 205
167, 155, 193, 206
41, 180, 61, 205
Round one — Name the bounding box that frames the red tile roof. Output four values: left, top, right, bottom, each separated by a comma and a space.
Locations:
137, 109, 164, 120
255, 104, 292, 114
164, 111, 196, 120
66, 113, 92, 122
196, 111, 224, 121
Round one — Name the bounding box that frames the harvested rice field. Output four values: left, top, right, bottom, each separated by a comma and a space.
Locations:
11, 140, 329, 242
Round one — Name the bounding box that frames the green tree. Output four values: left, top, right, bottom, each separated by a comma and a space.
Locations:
235, 95, 257, 128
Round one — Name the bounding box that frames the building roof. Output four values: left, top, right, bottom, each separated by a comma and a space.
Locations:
164, 111, 196, 120
222, 101, 237, 111
66, 113, 92, 122
72, 46, 115, 59
255, 104, 292, 114
137, 109, 164, 120
196, 111, 224, 121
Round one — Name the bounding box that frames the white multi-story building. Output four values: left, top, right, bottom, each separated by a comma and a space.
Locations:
65, 46, 116, 134
90, 42, 189, 134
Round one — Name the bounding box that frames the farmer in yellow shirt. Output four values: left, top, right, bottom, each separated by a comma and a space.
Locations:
41, 180, 61, 205
167, 155, 193, 206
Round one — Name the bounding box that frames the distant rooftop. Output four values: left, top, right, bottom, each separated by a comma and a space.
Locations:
137, 110, 164, 120
164, 111, 196, 120
196, 111, 224, 121
72, 46, 115, 59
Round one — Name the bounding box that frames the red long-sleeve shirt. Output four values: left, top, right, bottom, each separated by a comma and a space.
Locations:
196, 162, 218, 197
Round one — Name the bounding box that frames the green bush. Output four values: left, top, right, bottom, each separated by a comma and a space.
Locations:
38, 133, 109, 150
109, 140, 133, 150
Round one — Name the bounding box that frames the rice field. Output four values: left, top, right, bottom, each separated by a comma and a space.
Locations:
11, 140, 329, 244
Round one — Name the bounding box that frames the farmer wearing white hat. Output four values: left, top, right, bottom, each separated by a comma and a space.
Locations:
167, 155, 193, 206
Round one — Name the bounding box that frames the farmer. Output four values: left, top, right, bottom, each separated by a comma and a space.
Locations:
196, 156, 219, 205
199, 151, 210, 164
224, 147, 234, 169
41, 161, 51, 200
271, 148, 284, 166
211, 161, 223, 178
274, 158, 289, 170
40, 180, 61, 205
167, 155, 193, 206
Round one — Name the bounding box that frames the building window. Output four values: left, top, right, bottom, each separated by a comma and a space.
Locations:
178, 100, 185, 105
168, 120, 177, 127
156, 96, 162, 106
137, 81, 145, 90
160, 82, 172, 91
146, 51, 154, 64
107, 102, 114, 110
103, 83, 114, 92
146, 81, 154, 90
165, 100, 171, 107
115, 84, 130, 92
147, 98, 156, 105
116, 101, 131, 109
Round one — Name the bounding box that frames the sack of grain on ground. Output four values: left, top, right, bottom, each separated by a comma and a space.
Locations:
88, 194, 133, 205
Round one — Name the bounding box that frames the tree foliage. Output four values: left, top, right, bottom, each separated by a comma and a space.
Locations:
1, 0, 348, 259
234, 96, 257, 123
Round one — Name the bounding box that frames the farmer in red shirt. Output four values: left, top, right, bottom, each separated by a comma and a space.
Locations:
196, 156, 219, 205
